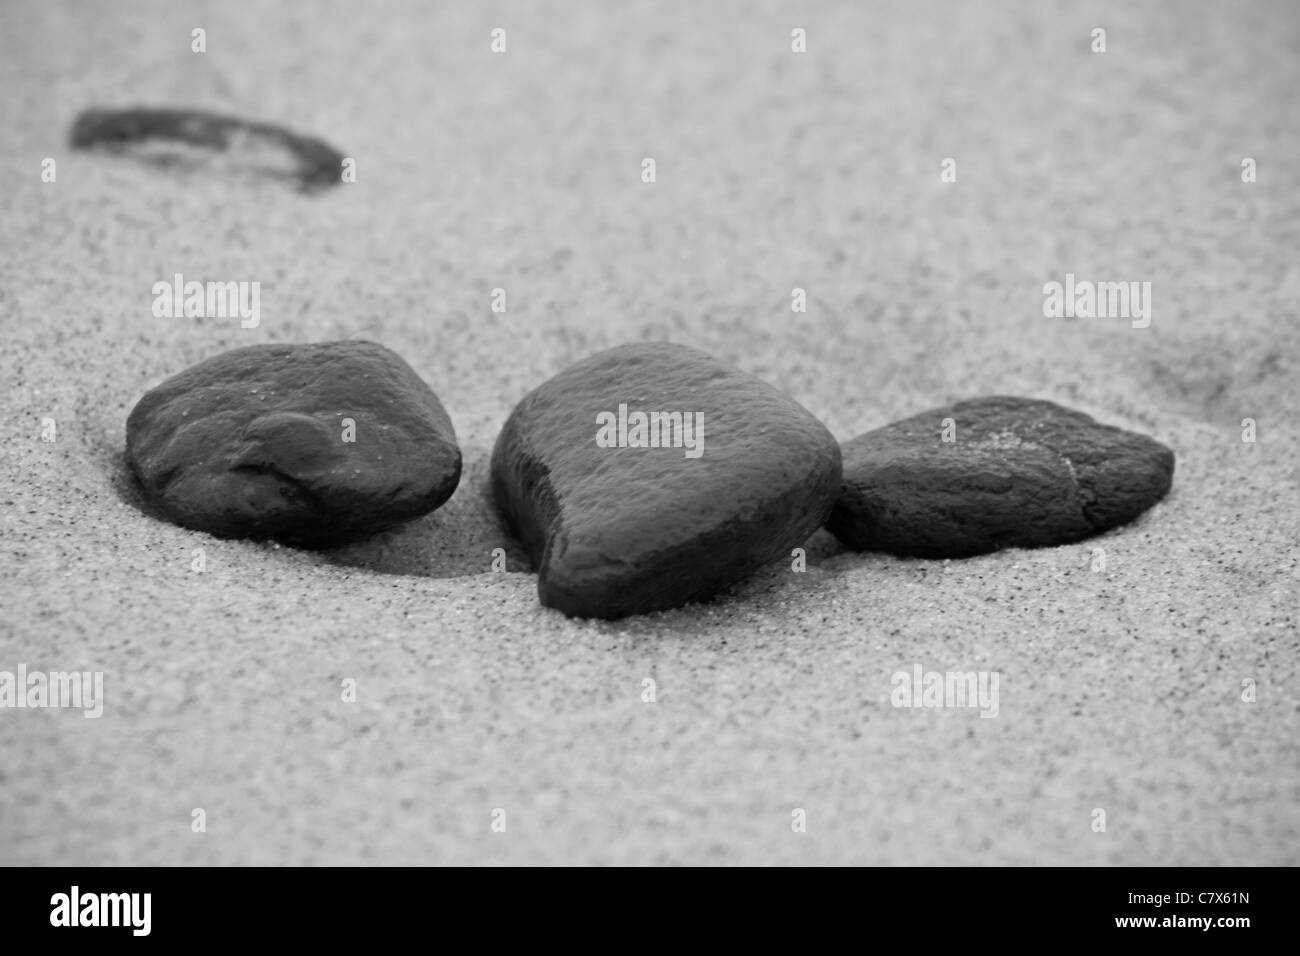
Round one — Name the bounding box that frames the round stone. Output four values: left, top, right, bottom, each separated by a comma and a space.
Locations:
125, 340, 461, 546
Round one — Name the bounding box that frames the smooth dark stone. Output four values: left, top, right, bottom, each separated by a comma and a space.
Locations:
490, 342, 842, 619
126, 341, 460, 546
826, 396, 1175, 558
70, 106, 346, 192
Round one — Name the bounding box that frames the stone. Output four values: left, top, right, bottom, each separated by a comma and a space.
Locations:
826, 396, 1175, 558
70, 107, 346, 192
126, 341, 461, 546
490, 342, 842, 619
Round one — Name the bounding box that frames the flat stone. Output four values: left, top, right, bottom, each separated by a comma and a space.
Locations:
70, 106, 346, 192
126, 341, 461, 546
490, 343, 842, 618
826, 396, 1174, 558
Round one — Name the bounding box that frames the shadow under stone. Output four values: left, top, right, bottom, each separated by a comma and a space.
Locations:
319, 455, 532, 579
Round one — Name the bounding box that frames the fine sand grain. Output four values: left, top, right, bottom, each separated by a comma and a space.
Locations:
1, 0, 1297, 864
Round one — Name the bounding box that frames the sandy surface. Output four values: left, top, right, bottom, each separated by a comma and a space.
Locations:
2, 0, 1297, 865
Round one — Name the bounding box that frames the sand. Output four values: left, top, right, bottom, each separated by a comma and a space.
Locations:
1, 0, 1297, 865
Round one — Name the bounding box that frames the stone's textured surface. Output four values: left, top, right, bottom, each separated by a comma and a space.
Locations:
491, 343, 842, 619
70, 107, 346, 192
827, 396, 1175, 557
126, 341, 461, 546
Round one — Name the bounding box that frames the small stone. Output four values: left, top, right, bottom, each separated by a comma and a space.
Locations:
490, 343, 842, 619
70, 106, 347, 192
826, 396, 1174, 558
126, 341, 460, 546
